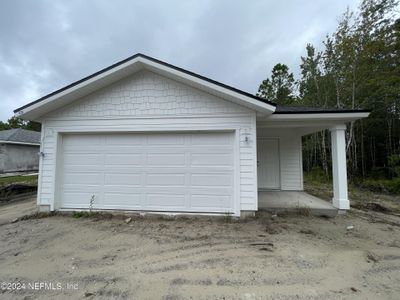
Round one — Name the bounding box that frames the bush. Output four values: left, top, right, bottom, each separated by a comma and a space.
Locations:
388, 154, 400, 178
382, 178, 400, 194
304, 167, 330, 184
360, 178, 400, 194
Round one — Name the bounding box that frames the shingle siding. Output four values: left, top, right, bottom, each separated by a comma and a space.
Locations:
47, 71, 249, 119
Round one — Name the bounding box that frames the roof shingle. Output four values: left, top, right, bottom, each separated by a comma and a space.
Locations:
0, 128, 41, 144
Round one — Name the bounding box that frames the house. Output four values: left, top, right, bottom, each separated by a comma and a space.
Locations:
14, 54, 369, 217
0, 128, 41, 173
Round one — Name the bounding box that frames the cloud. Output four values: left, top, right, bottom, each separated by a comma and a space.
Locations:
0, 0, 359, 121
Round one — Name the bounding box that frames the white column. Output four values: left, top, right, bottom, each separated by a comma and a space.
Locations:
330, 125, 350, 210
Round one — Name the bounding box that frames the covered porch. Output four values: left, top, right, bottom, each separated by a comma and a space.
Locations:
258, 191, 337, 217
256, 108, 370, 214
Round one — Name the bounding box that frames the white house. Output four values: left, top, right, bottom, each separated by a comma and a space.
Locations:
14, 54, 369, 217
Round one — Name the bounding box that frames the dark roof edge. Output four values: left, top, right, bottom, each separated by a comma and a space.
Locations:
14, 53, 140, 113
273, 109, 371, 114
14, 53, 276, 113
0, 140, 40, 145
139, 54, 276, 106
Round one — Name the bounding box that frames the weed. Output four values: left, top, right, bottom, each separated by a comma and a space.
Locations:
220, 211, 235, 223
296, 206, 311, 216
72, 211, 94, 218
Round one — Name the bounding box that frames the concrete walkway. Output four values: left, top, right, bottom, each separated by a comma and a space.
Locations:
258, 191, 338, 217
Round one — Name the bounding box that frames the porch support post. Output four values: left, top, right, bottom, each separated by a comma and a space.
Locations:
330, 125, 350, 210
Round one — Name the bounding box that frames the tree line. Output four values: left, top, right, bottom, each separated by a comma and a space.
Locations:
257, 0, 400, 182
0, 116, 41, 132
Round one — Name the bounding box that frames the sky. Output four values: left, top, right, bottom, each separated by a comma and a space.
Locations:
0, 0, 360, 122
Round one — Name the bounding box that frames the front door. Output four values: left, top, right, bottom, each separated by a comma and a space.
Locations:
257, 138, 280, 189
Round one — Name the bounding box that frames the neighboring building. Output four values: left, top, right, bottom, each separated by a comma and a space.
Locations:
14, 54, 369, 216
0, 128, 41, 173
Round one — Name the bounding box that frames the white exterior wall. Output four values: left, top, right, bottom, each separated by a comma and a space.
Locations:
38, 70, 258, 213
257, 128, 303, 191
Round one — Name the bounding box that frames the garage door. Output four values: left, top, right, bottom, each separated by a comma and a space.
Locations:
59, 132, 235, 213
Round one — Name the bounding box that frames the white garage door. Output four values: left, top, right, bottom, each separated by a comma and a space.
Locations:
60, 132, 235, 213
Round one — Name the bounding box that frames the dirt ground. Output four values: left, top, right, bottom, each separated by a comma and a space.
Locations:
0, 198, 36, 225
1, 199, 400, 299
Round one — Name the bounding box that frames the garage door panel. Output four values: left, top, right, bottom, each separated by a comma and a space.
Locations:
146, 194, 186, 207
60, 132, 235, 213
63, 172, 103, 185
103, 186, 144, 194
63, 146, 104, 153
63, 166, 104, 172
147, 134, 185, 145
184, 167, 233, 173
103, 193, 142, 207
62, 192, 102, 208
191, 132, 233, 145
104, 173, 142, 186
190, 195, 232, 210
63, 153, 103, 166
190, 153, 233, 166
104, 153, 143, 166
63, 135, 102, 146
145, 148, 188, 154
189, 187, 232, 196
146, 174, 186, 186
147, 153, 186, 166
190, 148, 234, 153
191, 173, 233, 187
63, 185, 102, 194
105, 134, 145, 145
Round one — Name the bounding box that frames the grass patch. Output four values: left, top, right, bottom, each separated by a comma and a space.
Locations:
304, 168, 400, 196
357, 178, 400, 194
304, 169, 400, 214
0, 175, 38, 186
303, 167, 331, 185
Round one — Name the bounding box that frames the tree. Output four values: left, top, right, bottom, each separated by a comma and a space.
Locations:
257, 63, 296, 105
306, 0, 398, 178
299, 44, 331, 175
258, 0, 400, 181
0, 116, 41, 132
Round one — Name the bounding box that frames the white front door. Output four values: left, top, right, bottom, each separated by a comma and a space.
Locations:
257, 138, 280, 189
59, 132, 235, 213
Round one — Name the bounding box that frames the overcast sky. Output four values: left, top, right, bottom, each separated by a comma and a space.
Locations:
0, 0, 359, 122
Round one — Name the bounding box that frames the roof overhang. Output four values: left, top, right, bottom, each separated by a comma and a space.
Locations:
257, 111, 370, 134
0, 140, 40, 146
14, 54, 276, 121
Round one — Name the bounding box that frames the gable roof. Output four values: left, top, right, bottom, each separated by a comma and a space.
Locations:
14, 53, 277, 120
0, 128, 41, 145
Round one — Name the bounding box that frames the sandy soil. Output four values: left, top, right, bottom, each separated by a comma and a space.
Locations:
0, 201, 400, 299
0, 198, 36, 225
